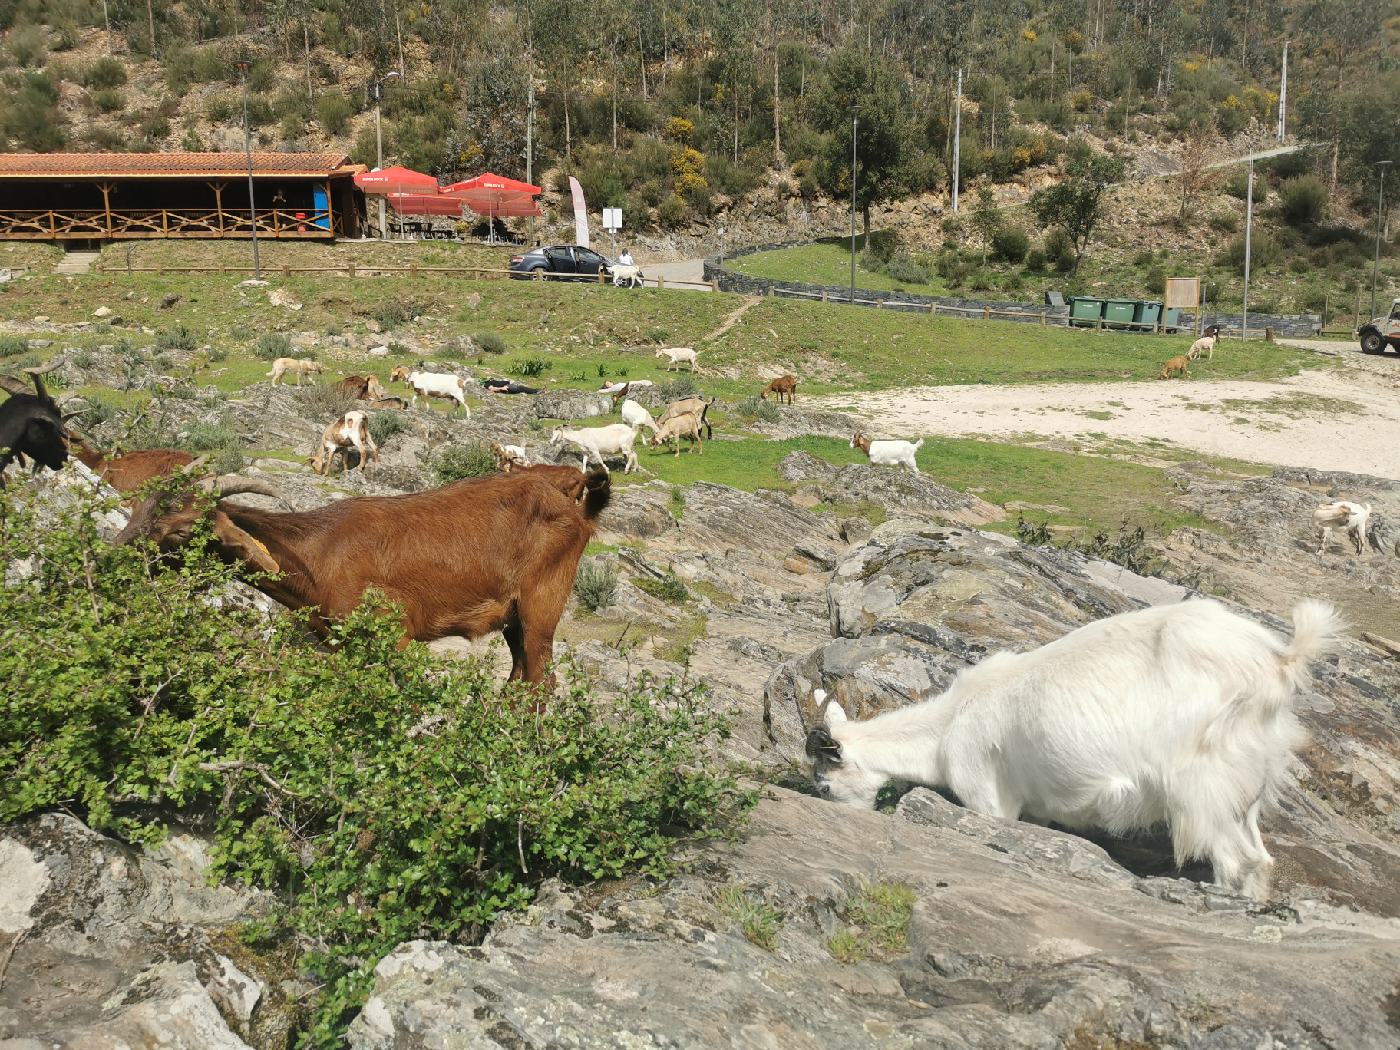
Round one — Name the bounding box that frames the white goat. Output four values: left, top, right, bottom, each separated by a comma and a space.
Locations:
310, 410, 378, 475
806, 599, 1342, 901
1313, 501, 1372, 555
612, 264, 645, 289
1187, 325, 1221, 362
490, 442, 530, 472
551, 423, 638, 474
599, 379, 654, 395
389, 366, 470, 417
266, 357, 324, 386
619, 398, 659, 444
655, 347, 700, 373
850, 431, 923, 473
651, 410, 703, 457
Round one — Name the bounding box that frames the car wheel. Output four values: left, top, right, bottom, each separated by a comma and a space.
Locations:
1360, 328, 1385, 354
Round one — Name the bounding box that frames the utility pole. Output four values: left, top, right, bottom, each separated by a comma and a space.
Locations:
526, 59, 536, 244
1373, 161, 1393, 319
850, 113, 858, 303
951, 68, 962, 213
373, 71, 400, 240
1242, 158, 1254, 341
237, 61, 261, 281
1277, 41, 1288, 140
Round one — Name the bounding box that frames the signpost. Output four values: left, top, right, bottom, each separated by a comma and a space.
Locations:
602, 207, 622, 256
1165, 277, 1201, 335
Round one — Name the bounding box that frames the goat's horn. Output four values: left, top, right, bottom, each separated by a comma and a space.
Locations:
181, 455, 210, 475
0, 375, 30, 397
213, 475, 281, 499
24, 360, 63, 375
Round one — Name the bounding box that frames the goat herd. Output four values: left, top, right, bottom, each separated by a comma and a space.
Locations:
0, 344, 1374, 902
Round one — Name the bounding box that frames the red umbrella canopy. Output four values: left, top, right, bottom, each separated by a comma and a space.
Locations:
442, 172, 542, 216
444, 172, 542, 196
354, 166, 439, 195
386, 193, 464, 217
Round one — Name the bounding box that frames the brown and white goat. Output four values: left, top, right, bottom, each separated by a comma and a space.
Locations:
336, 374, 387, 401
760, 374, 797, 404
116, 469, 611, 683
311, 410, 379, 476
651, 411, 704, 456
266, 358, 324, 386
389, 366, 470, 416
491, 442, 530, 473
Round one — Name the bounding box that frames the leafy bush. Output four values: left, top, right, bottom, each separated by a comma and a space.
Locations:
1219, 231, 1280, 273
1223, 169, 1267, 205
83, 57, 128, 88
473, 330, 506, 354
315, 90, 355, 134
512, 358, 550, 378
991, 228, 1030, 264
573, 559, 618, 612
635, 570, 690, 603
371, 301, 415, 330
1278, 175, 1327, 226
155, 325, 197, 352
254, 332, 293, 360
1043, 228, 1075, 272
0, 336, 29, 358
367, 410, 410, 446
1144, 267, 1167, 295
737, 396, 781, 423
431, 441, 499, 483
85, 88, 125, 114
884, 253, 930, 285
0, 488, 747, 1046
295, 384, 358, 421
1023, 248, 1047, 273
657, 375, 698, 400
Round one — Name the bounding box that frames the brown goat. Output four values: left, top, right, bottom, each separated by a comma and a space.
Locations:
69, 434, 197, 494
335, 374, 387, 401
1158, 355, 1190, 380
116, 470, 612, 683
760, 374, 797, 404
367, 396, 409, 411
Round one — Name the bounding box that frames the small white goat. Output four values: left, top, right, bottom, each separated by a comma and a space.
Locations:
266, 357, 324, 386
655, 347, 700, 373
389, 366, 470, 417
1313, 500, 1372, 555
806, 599, 1342, 901
310, 410, 378, 475
651, 410, 703, 457
612, 264, 645, 289
551, 423, 638, 474
850, 431, 923, 473
619, 398, 659, 444
599, 379, 654, 395
1187, 325, 1221, 362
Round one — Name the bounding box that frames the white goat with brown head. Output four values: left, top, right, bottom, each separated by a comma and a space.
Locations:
311, 410, 378, 475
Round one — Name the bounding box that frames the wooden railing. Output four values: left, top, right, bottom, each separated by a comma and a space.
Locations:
0, 208, 334, 240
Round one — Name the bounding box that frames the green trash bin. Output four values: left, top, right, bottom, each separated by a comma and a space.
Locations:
1103, 298, 1137, 329
1163, 307, 1183, 333
1135, 301, 1163, 330
1069, 297, 1105, 327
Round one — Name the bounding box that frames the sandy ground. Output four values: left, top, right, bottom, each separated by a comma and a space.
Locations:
828, 342, 1400, 479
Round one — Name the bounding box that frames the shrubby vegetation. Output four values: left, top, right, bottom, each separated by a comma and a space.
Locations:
0, 488, 748, 1045
431, 440, 498, 482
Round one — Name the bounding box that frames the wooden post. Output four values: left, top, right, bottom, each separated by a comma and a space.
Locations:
283, 264, 291, 279
657, 275, 666, 290
410, 263, 419, 279
98, 182, 113, 239
710, 279, 719, 292
1040, 311, 1046, 326
983, 306, 990, 320
209, 182, 226, 233
1265, 326, 1275, 343
161, 209, 168, 234
348, 262, 357, 278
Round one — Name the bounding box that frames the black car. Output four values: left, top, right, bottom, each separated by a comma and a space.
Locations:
509, 244, 614, 281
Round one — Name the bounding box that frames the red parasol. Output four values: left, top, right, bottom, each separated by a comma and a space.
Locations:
386, 193, 465, 217
442, 171, 542, 218
354, 165, 439, 195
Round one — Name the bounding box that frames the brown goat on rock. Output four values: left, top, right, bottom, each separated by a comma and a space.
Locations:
760, 374, 797, 404
116, 469, 611, 683
335, 375, 387, 401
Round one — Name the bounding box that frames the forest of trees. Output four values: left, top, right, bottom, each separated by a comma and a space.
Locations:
1, 0, 1397, 234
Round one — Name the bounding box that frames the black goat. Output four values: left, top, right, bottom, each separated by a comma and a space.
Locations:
0, 364, 69, 476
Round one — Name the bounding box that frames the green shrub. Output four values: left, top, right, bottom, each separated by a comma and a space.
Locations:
1044, 228, 1075, 272
367, 410, 410, 446
254, 332, 293, 360
86, 88, 125, 114
657, 195, 687, 228
0, 336, 29, 358
295, 384, 357, 421
658, 375, 698, 400
1219, 231, 1280, 273
991, 228, 1030, 264
474, 330, 506, 354
371, 301, 415, 330
737, 396, 781, 423
636, 570, 689, 603
431, 441, 499, 483
1023, 247, 1047, 273
316, 90, 355, 134
83, 56, 127, 88
1144, 267, 1167, 295
1223, 169, 1267, 205
7, 24, 47, 67
1278, 175, 1327, 226
512, 358, 550, 378
573, 559, 618, 612
155, 325, 197, 352
0, 487, 747, 1046
884, 253, 929, 285
1209, 212, 1240, 235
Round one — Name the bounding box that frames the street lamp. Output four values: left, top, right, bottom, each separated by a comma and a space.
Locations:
1372, 160, 1393, 320
850, 111, 858, 304
1241, 157, 1254, 342
372, 70, 401, 240
235, 60, 261, 281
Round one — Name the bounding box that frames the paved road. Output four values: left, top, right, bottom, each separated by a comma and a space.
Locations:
642, 257, 710, 291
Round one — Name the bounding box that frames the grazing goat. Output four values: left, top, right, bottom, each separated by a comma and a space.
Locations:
850, 431, 922, 473
1313, 501, 1372, 555
117, 470, 611, 683
491, 442, 530, 472
551, 424, 639, 474
760, 375, 797, 404
310, 410, 378, 476
651, 411, 703, 457
619, 398, 659, 443
655, 347, 700, 373
599, 379, 653, 396
611, 264, 645, 289
266, 358, 325, 386
0, 365, 68, 476
1187, 325, 1221, 362
1158, 355, 1190, 380
657, 396, 714, 441
807, 598, 1343, 901
389, 366, 471, 416
336, 374, 387, 401
368, 396, 409, 411
68, 434, 196, 494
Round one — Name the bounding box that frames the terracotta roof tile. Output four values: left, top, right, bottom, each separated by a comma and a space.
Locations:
0, 152, 359, 179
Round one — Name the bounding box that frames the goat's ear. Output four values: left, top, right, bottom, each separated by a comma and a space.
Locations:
819, 692, 849, 727
210, 510, 281, 574
805, 726, 842, 765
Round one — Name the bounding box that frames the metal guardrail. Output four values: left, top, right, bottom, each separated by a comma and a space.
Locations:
96, 261, 718, 290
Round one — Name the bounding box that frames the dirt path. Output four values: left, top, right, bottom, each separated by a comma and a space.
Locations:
824, 349, 1400, 479
702, 297, 761, 344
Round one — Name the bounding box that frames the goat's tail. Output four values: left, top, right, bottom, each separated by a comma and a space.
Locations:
912, 437, 925, 451
1280, 599, 1345, 688
581, 468, 612, 520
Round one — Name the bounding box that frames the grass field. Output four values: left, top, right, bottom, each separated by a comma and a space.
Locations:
94, 239, 515, 272
1, 272, 1323, 399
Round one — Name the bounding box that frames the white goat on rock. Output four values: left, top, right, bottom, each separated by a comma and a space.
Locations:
806, 598, 1342, 901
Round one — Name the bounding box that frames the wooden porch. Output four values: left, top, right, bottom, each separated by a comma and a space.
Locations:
0, 207, 336, 240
